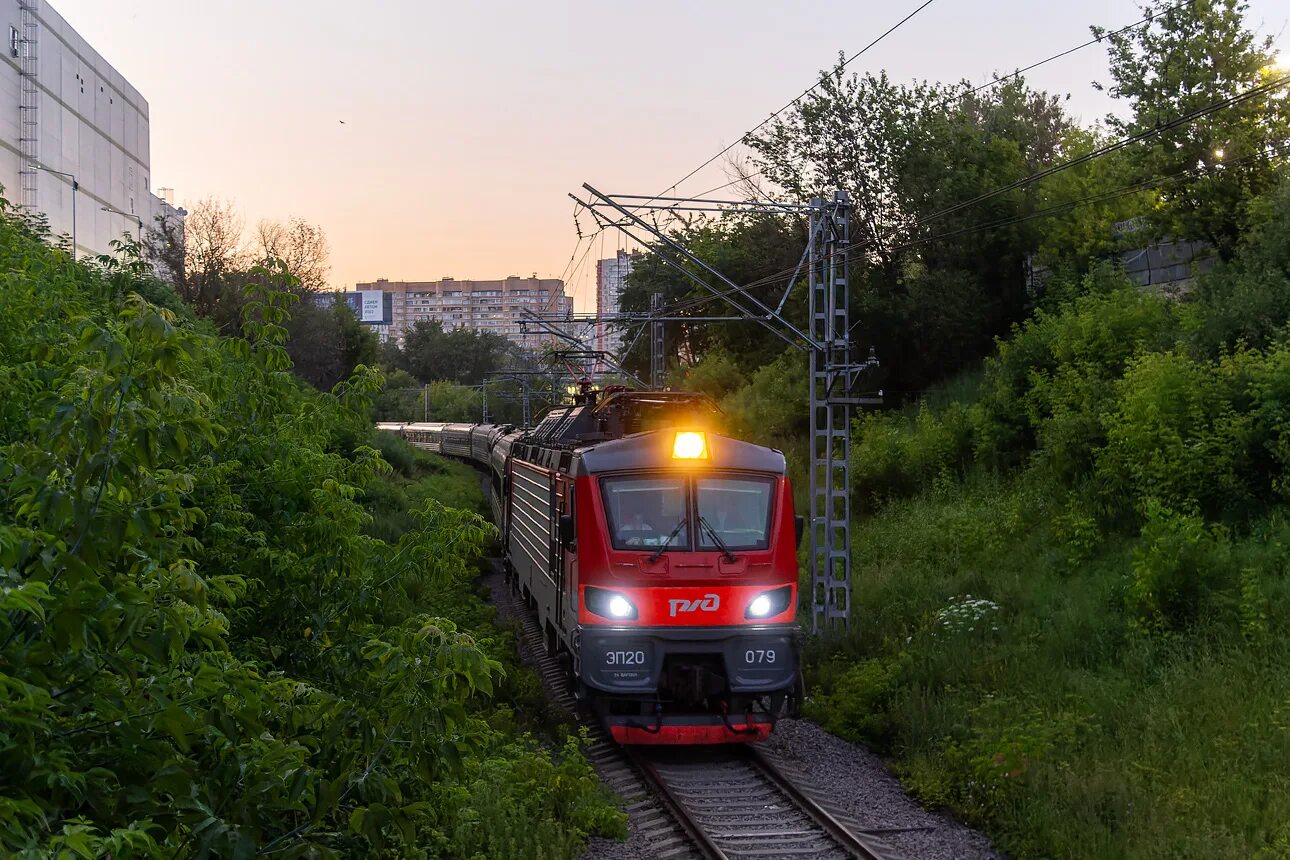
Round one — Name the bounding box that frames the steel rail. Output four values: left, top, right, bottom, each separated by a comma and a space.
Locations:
743, 745, 887, 860
624, 747, 731, 860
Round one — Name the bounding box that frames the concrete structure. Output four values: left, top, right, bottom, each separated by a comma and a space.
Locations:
0, 0, 178, 258
595, 250, 639, 356
355, 276, 572, 351
1028, 218, 1215, 299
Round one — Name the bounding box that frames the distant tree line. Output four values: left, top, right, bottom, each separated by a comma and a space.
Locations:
144, 203, 547, 412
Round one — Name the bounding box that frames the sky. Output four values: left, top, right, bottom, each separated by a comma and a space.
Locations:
55, 0, 1287, 312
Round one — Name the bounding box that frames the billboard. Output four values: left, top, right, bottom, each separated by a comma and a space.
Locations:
360, 290, 385, 322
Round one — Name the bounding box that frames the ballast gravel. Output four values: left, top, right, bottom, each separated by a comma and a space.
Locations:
756, 718, 1001, 860
581, 717, 1001, 860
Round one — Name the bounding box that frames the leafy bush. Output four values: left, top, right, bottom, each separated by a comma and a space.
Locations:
0, 209, 620, 857
1097, 350, 1255, 519
1126, 502, 1227, 630
719, 350, 808, 444
670, 348, 747, 399
817, 176, 1290, 858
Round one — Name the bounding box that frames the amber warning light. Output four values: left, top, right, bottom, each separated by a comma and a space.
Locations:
672, 431, 708, 460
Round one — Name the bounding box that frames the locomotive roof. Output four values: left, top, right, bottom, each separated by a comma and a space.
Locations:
574, 430, 786, 475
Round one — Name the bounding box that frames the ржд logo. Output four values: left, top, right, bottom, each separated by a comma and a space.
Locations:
668, 593, 720, 617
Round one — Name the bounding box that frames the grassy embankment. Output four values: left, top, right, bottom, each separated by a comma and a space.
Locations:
803, 184, 1290, 858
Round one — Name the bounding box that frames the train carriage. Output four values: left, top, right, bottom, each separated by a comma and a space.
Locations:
402, 422, 447, 453
441, 424, 475, 459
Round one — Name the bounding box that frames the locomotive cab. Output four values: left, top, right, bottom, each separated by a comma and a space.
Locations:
568, 429, 802, 744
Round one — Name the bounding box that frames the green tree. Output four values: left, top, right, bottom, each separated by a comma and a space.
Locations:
0, 202, 622, 856
283, 299, 381, 392
617, 215, 806, 378
1095, 0, 1289, 258
392, 320, 523, 386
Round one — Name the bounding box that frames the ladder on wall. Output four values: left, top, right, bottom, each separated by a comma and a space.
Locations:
17, 0, 38, 209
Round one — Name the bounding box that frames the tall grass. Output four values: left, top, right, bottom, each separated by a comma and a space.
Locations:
805, 181, 1290, 858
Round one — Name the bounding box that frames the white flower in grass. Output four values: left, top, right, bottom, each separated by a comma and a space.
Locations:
933, 594, 1001, 637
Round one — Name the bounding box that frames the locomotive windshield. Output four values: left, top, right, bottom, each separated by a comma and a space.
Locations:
601, 473, 774, 552
602, 476, 690, 550
695, 476, 775, 551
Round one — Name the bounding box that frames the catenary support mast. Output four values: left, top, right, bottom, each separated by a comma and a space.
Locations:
575, 186, 878, 633
650, 292, 665, 388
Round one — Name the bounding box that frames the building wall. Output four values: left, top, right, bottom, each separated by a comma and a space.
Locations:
356, 276, 572, 351
0, 0, 173, 257
596, 250, 638, 356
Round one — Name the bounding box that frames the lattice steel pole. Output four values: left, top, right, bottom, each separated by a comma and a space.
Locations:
650, 292, 665, 388
809, 192, 853, 634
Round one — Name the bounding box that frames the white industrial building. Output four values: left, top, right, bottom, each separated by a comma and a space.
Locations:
0, 0, 179, 258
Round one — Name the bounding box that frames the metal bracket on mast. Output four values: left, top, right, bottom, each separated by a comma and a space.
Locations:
576, 184, 814, 352
520, 309, 647, 387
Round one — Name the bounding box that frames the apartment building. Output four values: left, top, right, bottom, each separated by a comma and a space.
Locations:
355, 276, 572, 351
595, 250, 640, 356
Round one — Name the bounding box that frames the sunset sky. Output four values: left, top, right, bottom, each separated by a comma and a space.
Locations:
56, 0, 1286, 312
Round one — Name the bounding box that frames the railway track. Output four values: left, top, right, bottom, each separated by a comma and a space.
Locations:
627, 745, 888, 860
488, 558, 895, 860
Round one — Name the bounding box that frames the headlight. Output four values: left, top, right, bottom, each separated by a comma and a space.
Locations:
585, 586, 638, 621
745, 585, 792, 619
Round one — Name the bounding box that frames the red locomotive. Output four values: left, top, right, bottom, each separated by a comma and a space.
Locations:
378, 387, 803, 743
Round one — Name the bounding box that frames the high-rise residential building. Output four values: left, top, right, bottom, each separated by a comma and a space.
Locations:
0, 0, 181, 258
354, 276, 572, 351
596, 250, 639, 357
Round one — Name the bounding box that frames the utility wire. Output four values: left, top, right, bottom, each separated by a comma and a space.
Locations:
633, 0, 939, 211
640, 0, 1202, 221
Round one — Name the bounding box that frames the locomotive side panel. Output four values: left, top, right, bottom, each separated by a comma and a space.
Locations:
508, 459, 560, 637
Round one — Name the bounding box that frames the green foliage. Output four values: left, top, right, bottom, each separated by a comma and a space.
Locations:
1126, 502, 1226, 629
816, 468, 1290, 858
718, 351, 809, 444
668, 348, 746, 399
1183, 175, 1290, 353
805, 657, 902, 743
822, 172, 1290, 857
619, 216, 807, 378
386, 320, 524, 387
283, 299, 382, 392
1095, 0, 1289, 257
1097, 350, 1255, 518
741, 64, 1077, 394
422, 380, 483, 422
0, 209, 620, 856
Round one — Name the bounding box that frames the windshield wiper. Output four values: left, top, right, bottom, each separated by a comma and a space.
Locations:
699, 516, 737, 562
648, 516, 688, 563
